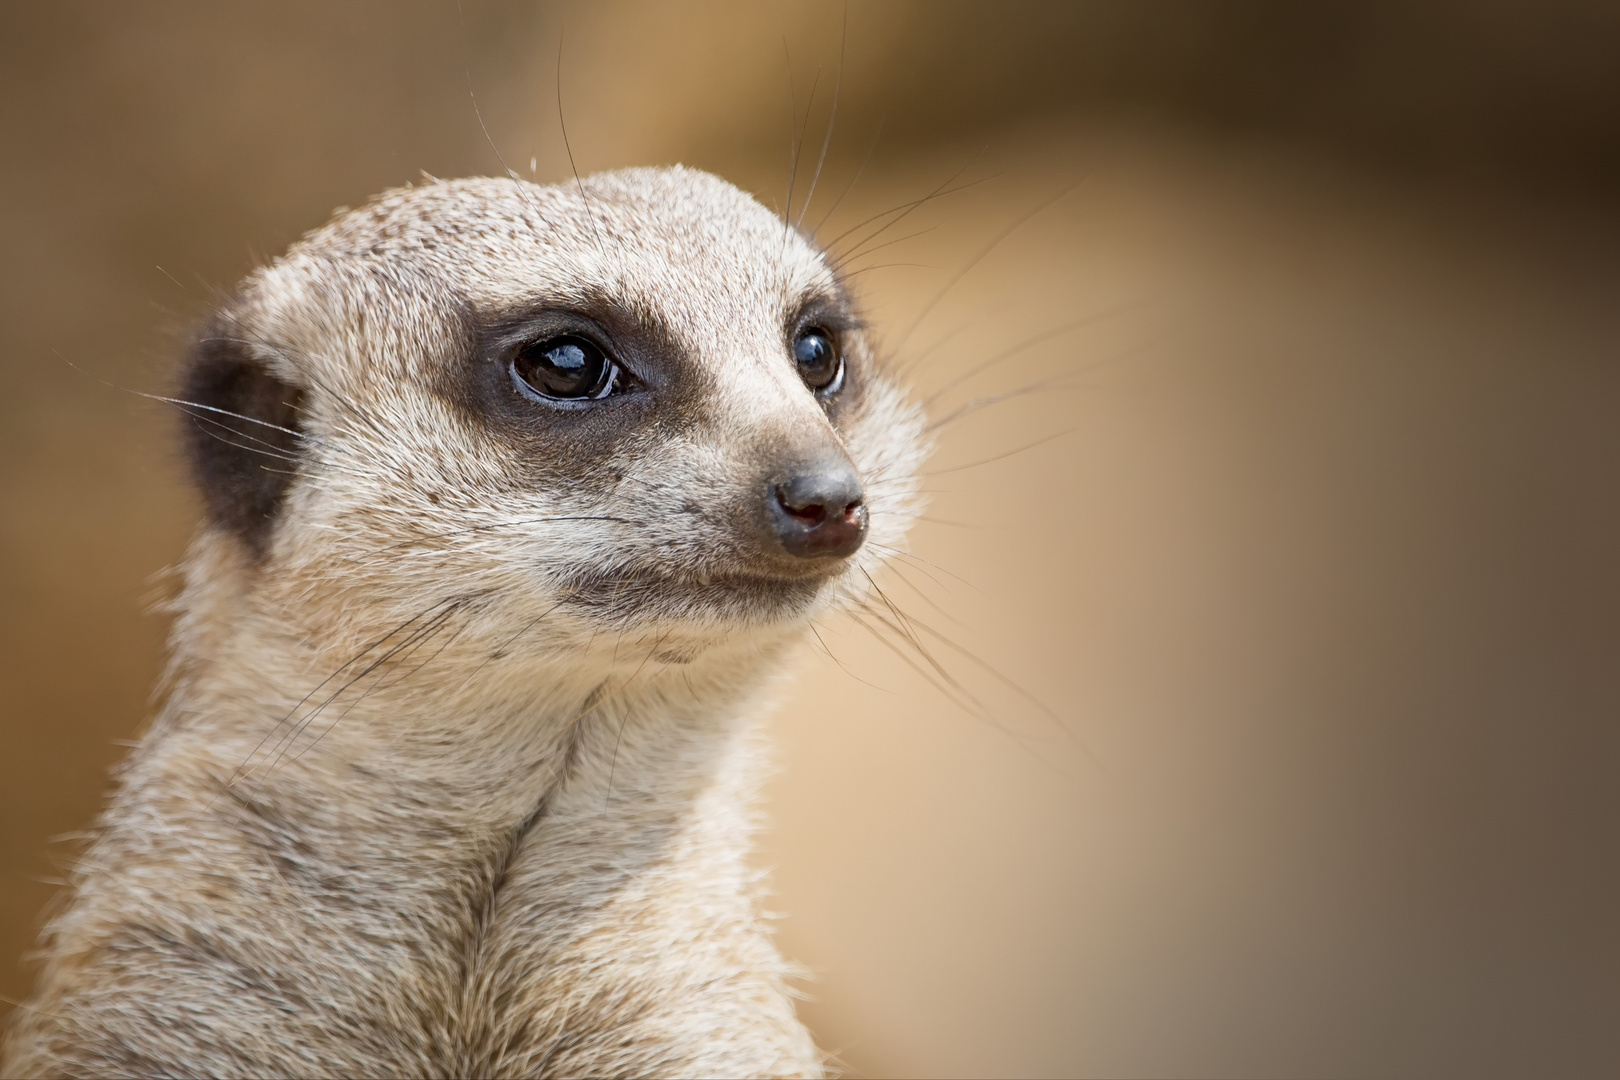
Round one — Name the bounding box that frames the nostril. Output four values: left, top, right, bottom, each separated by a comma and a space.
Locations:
775, 484, 830, 526
767, 473, 868, 560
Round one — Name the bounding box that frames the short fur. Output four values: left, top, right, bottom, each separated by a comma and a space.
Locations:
3, 168, 925, 1078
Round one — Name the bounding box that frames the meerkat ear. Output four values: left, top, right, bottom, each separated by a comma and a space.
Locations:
181, 321, 306, 559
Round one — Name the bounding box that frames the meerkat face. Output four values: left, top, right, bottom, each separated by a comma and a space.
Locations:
183, 168, 924, 656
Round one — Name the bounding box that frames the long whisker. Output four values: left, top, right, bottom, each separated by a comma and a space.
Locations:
821, 166, 995, 259
222, 598, 461, 793
789, 65, 822, 226
779, 36, 801, 226
921, 428, 1075, 477
286, 600, 472, 769
794, 8, 845, 231
861, 545, 955, 594
892, 177, 1085, 362
52, 349, 342, 457
458, 1, 548, 231
844, 607, 987, 728
832, 222, 941, 268
160, 393, 327, 446
200, 338, 377, 444
282, 612, 465, 775
371, 515, 640, 554
369, 602, 473, 696
452, 600, 568, 695
839, 261, 934, 279
922, 375, 1072, 434
183, 417, 364, 482
898, 611, 1100, 768
556, 25, 606, 258
810, 113, 884, 239
807, 619, 899, 694
847, 606, 1068, 779
864, 543, 980, 590
265, 606, 464, 767
862, 570, 961, 694
602, 627, 674, 810
873, 560, 969, 628
187, 417, 303, 465
256, 600, 468, 783
884, 314, 980, 379
922, 329, 1173, 434
919, 302, 1142, 407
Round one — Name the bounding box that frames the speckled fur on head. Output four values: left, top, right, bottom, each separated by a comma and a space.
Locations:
2, 168, 925, 1078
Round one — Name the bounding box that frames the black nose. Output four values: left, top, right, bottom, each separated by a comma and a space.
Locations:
767, 468, 868, 560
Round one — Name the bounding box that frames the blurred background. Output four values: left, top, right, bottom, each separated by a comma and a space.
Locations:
3, 3, 1620, 1076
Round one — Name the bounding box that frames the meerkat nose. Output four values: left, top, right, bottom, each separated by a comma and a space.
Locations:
767, 465, 868, 560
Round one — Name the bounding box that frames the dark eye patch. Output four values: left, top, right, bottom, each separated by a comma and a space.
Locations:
448, 297, 700, 483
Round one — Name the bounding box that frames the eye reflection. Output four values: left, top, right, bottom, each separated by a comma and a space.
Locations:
793, 327, 843, 394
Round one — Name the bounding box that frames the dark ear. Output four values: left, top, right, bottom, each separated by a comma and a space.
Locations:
181, 321, 306, 559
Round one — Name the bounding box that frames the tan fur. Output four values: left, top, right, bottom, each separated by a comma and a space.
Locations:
3, 168, 925, 1078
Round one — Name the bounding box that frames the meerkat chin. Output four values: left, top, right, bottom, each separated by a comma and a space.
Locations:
3, 168, 926, 1079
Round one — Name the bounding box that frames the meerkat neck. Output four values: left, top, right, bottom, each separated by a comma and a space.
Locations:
156, 533, 791, 816
160, 629, 785, 855
14, 547, 814, 1075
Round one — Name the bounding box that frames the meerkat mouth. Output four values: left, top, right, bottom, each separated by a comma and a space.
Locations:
554, 563, 842, 625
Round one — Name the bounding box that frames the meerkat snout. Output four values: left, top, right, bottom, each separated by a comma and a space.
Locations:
766, 461, 867, 560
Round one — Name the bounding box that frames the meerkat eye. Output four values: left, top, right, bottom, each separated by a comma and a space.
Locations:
511, 335, 619, 402
793, 327, 843, 395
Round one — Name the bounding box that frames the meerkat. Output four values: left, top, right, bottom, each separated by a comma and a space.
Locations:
2, 167, 925, 1078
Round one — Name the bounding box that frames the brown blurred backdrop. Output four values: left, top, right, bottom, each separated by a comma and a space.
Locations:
4, 3, 1620, 1077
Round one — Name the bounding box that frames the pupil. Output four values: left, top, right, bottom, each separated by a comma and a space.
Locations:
794, 330, 840, 390
514, 335, 611, 399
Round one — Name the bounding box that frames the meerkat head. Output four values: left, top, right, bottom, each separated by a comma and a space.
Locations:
180, 167, 924, 668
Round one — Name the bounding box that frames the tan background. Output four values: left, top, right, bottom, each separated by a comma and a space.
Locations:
4, 3, 1620, 1076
